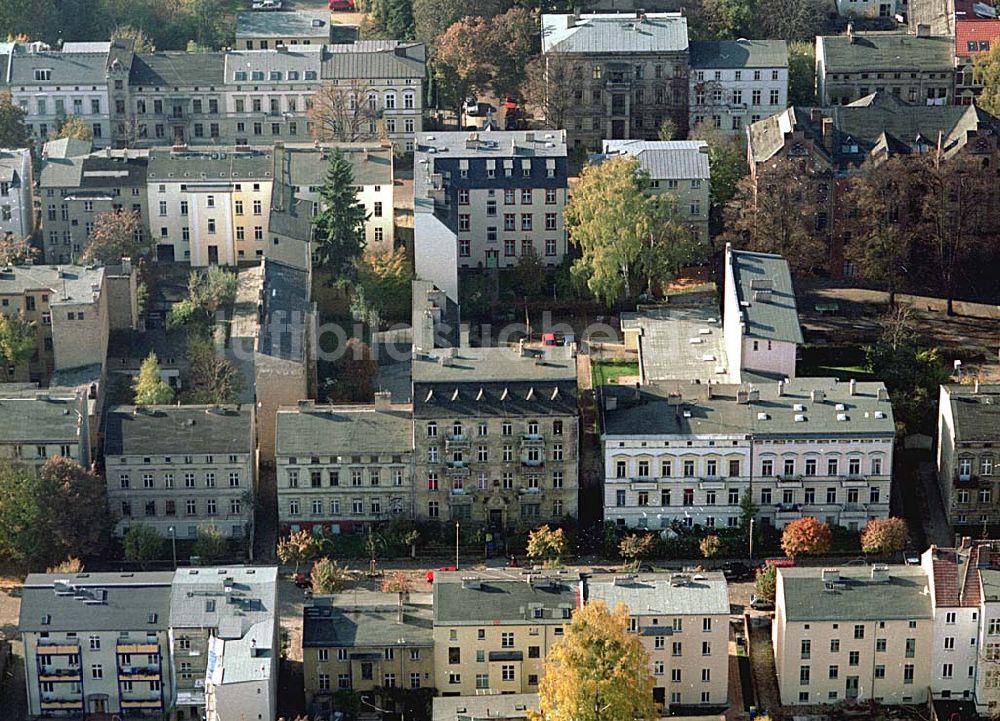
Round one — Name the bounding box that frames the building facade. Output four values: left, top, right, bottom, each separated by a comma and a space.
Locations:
104, 405, 256, 540
689, 40, 788, 136
235, 10, 347, 50
937, 384, 1000, 527
540, 12, 690, 149
412, 345, 579, 528
0, 390, 93, 467
601, 378, 895, 531
0, 148, 33, 239
954, 1, 1000, 104
276, 394, 414, 534
774, 565, 934, 706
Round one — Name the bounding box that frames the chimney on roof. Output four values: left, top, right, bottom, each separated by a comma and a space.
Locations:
822, 117, 835, 153
777, 379, 785, 396
811, 389, 826, 403
634, 381, 640, 400
849, 379, 857, 396
974, 379, 981, 394
810, 108, 823, 124
962, 536, 972, 550
748, 388, 760, 403
374, 390, 392, 411
737, 389, 750, 405
604, 394, 618, 411
877, 387, 888, 402
917, 23, 931, 38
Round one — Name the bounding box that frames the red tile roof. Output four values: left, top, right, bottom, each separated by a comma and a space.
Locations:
956, 18, 1000, 58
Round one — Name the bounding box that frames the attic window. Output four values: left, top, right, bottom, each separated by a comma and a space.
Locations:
874, 411, 886, 419
793, 404, 805, 412
148, 612, 158, 624
835, 403, 846, 411
41, 614, 51, 625
206, 600, 216, 612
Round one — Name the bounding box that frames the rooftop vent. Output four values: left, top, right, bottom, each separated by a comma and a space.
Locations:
757, 412, 769, 421
836, 413, 848, 422
821, 568, 840, 583
794, 414, 806, 422
793, 404, 805, 411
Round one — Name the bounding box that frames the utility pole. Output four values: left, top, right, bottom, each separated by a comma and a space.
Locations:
455, 522, 460, 570
168, 526, 177, 569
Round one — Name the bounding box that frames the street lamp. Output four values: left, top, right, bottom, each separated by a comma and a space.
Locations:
167, 526, 177, 569
455, 522, 460, 571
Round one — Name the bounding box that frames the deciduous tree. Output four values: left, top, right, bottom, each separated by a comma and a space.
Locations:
657, 118, 678, 141
189, 266, 237, 315
433, 16, 496, 112
787, 41, 817, 106
974, 43, 1000, 117
618, 533, 654, 565
81, 209, 144, 265
123, 524, 164, 566
380, 570, 413, 593
521, 52, 580, 131
0, 310, 35, 370
536, 601, 657, 721
780, 517, 833, 558
753, 0, 828, 42
860, 517, 908, 556
133, 352, 175, 405
700, 0, 753, 38
185, 335, 245, 405
313, 148, 368, 279
308, 81, 382, 143
112, 24, 155, 52
55, 115, 93, 141
412, 0, 510, 48
700, 535, 723, 559
0, 234, 38, 265
193, 525, 228, 562
754, 565, 776, 603
277, 529, 319, 573
0, 92, 28, 149
689, 123, 748, 209
487, 8, 539, 99
353, 249, 413, 328
527, 525, 568, 565
312, 557, 352, 594
39, 457, 113, 560
327, 337, 377, 403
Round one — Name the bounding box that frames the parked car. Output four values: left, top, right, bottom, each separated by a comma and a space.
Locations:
294, 573, 312, 589
329, 0, 355, 9
464, 96, 481, 117
253, 0, 282, 9
722, 562, 754, 582
749, 594, 774, 611
761, 557, 795, 570
425, 566, 458, 583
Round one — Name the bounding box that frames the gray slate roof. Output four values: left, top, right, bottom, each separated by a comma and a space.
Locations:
104, 405, 253, 456
225, 47, 323, 82
303, 592, 433, 648
0, 397, 85, 443
946, 384, 1000, 442
275, 404, 413, 457
147, 146, 274, 182
542, 13, 688, 54
40, 153, 147, 191
778, 566, 932, 622
268, 182, 314, 241
729, 247, 803, 344
689, 40, 788, 69
433, 572, 581, 626
9, 49, 109, 85
601, 139, 710, 180
42, 138, 93, 159
277, 143, 393, 188
320, 42, 425, 79
130, 52, 226, 87
433, 694, 539, 721
620, 307, 729, 382
236, 10, 338, 39
20, 572, 173, 632
0, 265, 105, 306
169, 566, 278, 639
601, 377, 895, 438
818, 33, 954, 72
587, 572, 730, 616
413, 346, 577, 384
416, 131, 567, 159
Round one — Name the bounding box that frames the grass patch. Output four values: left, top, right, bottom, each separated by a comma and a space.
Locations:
798, 345, 874, 381
799, 364, 875, 382
592, 361, 639, 387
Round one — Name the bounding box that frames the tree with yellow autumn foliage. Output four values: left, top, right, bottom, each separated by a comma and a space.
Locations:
535, 601, 658, 721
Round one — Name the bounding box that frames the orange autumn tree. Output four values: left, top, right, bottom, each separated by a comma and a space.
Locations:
535, 601, 657, 721
780, 517, 833, 558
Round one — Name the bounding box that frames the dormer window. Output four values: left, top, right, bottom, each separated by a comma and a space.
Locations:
34, 69, 51, 81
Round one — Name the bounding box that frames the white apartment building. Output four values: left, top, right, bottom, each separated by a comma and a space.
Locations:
0, 148, 33, 239
723, 243, 802, 383
834, 0, 904, 18
146, 146, 274, 265
104, 405, 256, 540
275, 394, 413, 535
601, 377, 895, 531
587, 573, 730, 711
774, 565, 935, 706
689, 40, 788, 136
601, 140, 710, 244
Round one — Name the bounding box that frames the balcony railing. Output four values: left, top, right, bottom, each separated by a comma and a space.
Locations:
521, 458, 544, 468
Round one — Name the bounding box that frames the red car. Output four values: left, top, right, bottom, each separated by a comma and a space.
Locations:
426, 566, 458, 583
329, 0, 355, 10
294, 573, 312, 589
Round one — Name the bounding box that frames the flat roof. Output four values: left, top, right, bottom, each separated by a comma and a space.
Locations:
236, 10, 335, 39
621, 306, 729, 382
779, 566, 932, 622
587, 572, 730, 616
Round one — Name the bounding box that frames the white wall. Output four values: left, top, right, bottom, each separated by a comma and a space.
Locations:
742, 337, 797, 379
414, 212, 459, 303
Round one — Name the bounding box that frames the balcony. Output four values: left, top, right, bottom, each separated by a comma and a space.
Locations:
842, 476, 870, 487
118, 642, 160, 654
445, 461, 470, 476
38, 668, 82, 682
521, 457, 544, 468
629, 479, 657, 491
776, 475, 803, 487
954, 474, 980, 488
445, 434, 470, 449
40, 699, 84, 711
118, 665, 162, 680
121, 698, 165, 710
36, 643, 80, 655
520, 434, 545, 447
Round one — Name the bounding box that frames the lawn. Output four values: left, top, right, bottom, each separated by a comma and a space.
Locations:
798, 345, 875, 381
591, 361, 639, 387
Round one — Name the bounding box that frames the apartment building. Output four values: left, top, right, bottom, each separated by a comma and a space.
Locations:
601, 377, 895, 531
723, 244, 802, 383
38, 145, 149, 264
0, 390, 93, 467
0, 265, 109, 383
414, 131, 569, 298
7, 42, 114, 147
773, 565, 934, 706
275, 394, 414, 534
954, 0, 1000, 103
20, 571, 175, 717
816, 29, 955, 106
302, 591, 434, 716
689, 40, 788, 136
0, 148, 33, 239
834, 0, 904, 18
587, 573, 729, 710
937, 383, 1000, 527
746, 94, 1000, 277
600, 139, 710, 243
432, 572, 581, 696
540, 12, 690, 149
170, 567, 279, 721
235, 10, 353, 49
412, 344, 579, 527
104, 405, 256, 540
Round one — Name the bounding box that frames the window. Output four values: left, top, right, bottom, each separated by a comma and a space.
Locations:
854, 625, 865, 640
904, 664, 914, 684
91, 664, 103, 679
800, 666, 810, 685
905, 638, 916, 657
829, 665, 839, 679
849, 651, 860, 666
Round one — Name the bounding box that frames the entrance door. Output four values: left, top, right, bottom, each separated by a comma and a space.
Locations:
489, 509, 503, 528
845, 676, 859, 700
90, 696, 107, 713
652, 687, 665, 705
157, 243, 175, 262
207, 245, 219, 265
612, 119, 626, 138
174, 125, 185, 144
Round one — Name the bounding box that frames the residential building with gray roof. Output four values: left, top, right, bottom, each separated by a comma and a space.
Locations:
275, 394, 414, 534
540, 12, 690, 149
103, 405, 256, 540
0, 390, 93, 467
937, 383, 1000, 528
433, 694, 539, 721
235, 10, 356, 49
0, 147, 33, 240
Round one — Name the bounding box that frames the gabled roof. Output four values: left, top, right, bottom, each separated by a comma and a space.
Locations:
130, 52, 226, 87
541, 13, 688, 54
689, 39, 788, 69
956, 18, 1000, 58
9, 48, 110, 85
601, 139, 710, 180
104, 405, 253, 456
320, 42, 425, 80
817, 33, 954, 71
728, 246, 803, 344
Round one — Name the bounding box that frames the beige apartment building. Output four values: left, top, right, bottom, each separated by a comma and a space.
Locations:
588, 573, 730, 710
432, 572, 582, 696
303, 591, 434, 717
937, 383, 1000, 528
104, 405, 256, 540
774, 565, 934, 706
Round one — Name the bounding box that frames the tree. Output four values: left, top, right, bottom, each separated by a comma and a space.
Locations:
380, 570, 413, 593
780, 517, 833, 558
327, 338, 377, 403
536, 601, 657, 721
133, 352, 175, 405
657, 117, 678, 141
166, 299, 202, 331
433, 16, 496, 113
123, 525, 164, 566
308, 81, 383, 143
509, 247, 546, 301
81, 210, 144, 265
193, 525, 228, 562
754, 565, 776, 603
689, 123, 748, 209
0, 234, 38, 265
0, 92, 28, 149
860, 517, 909, 556
700, 0, 753, 38
412, 0, 511, 48
618, 534, 654, 566
312, 557, 351, 594
0, 462, 52, 568
55, 115, 93, 141
565, 156, 703, 306
739, 489, 758, 529
787, 41, 817, 106
277, 529, 319, 573
487, 8, 539, 99
0, 311, 36, 369
189, 266, 237, 315
313, 148, 368, 279
700, 535, 723, 559
974, 42, 1000, 117
364, 0, 415, 40
752, 0, 828, 41
112, 24, 155, 52
354, 249, 414, 328
47, 557, 84, 574
527, 525, 568, 565
186, 335, 246, 405
39, 456, 113, 561
522, 52, 580, 131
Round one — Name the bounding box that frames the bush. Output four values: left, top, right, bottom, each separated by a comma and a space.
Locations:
755, 565, 776, 603
312, 557, 351, 594
699, 534, 723, 559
